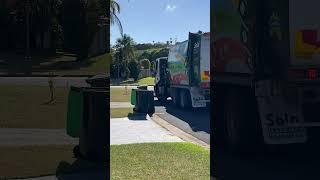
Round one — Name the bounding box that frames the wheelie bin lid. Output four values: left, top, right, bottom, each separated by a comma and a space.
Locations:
137, 85, 148, 90
86, 74, 109, 85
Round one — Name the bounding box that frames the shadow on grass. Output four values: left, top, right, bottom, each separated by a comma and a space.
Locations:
0, 52, 105, 73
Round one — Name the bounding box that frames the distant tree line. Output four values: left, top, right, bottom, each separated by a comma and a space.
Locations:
134, 42, 167, 51
110, 34, 169, 80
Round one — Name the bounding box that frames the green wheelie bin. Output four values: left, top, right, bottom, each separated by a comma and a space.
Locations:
66, 86, 83, 138
131, 88, 137, 105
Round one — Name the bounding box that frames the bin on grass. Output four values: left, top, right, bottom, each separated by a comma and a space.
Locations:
78, 88, 109, 162
66, 85, 109, 162
135, 89, 154, 114
66, 86, 109, 138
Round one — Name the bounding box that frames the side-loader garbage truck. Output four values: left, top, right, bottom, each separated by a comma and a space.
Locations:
154, 32, 210, 108
213, 0, 320, 150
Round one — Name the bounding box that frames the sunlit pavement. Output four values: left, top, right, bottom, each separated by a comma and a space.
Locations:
110, 115, 183, 145
110, 102, 134, 108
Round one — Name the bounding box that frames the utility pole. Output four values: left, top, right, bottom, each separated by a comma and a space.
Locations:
25, 0, 31, 75
117, 47, 122, 84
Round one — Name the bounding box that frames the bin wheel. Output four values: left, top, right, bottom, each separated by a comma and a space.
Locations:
179, 90, 191, 109
73, 145, 82, 158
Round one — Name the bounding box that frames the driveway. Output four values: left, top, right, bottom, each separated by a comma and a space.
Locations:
110, 114, 183, 145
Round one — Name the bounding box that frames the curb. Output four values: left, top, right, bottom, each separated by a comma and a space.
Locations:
151, 114, 210, 150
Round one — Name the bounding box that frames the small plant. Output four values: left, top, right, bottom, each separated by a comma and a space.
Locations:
124, 85, 129, 95
48, 72, 56, 104
140, 59, 151, 69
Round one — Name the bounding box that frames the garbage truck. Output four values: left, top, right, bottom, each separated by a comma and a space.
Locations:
213, 0, 320, 150
154, 32, 210, 108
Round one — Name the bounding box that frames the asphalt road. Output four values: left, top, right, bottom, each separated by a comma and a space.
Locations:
154, 99, 210, 144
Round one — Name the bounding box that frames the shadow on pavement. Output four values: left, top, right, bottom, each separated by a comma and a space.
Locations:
155, 99, 210, 134
127, 112, 149, 121
56, 159, 107, 180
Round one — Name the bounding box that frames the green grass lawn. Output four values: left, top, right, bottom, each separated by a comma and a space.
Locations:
110, 142, 210, 180
0, 85, 68, 129
110, 88, 132, 102
54, 53, 110, 76
110, 108, 133, 118
0, 145, 106, 179
112, 77, 155, 86
138, 77, 155, 86
0, 52, 110, 76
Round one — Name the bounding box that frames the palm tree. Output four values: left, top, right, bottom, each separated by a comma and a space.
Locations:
115, 34, 135, 61
110, 0, 123, 36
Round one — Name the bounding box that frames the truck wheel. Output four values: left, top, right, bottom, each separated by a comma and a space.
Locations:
154, 85, 159, 97
172, 89, 180, 107
73, 145, 82, 159
180, 90, 191, 109
224, 88, 261, 152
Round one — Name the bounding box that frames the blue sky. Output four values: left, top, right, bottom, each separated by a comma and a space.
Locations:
110, 0, 210, 45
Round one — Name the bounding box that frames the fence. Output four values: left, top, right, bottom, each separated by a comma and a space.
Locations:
139, 69, 152, 78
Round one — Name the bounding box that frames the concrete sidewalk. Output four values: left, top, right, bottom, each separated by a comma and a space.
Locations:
0, 128, 77, 146
110, 114, 183, 145
110, 85, 154, 91
110, 102, 134, 108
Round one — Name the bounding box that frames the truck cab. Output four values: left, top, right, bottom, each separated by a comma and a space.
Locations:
154, 57, 169, 102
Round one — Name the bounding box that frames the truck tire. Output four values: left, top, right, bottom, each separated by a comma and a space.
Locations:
224, 88, 261, 152
73, 145, 82, 159
155, 85, 166, 104
154, 84, 159, 97
179, 89, 191, 109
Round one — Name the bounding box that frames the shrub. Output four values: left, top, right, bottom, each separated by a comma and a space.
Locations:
128, 60, 141, 81
140, 59, 151, 69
